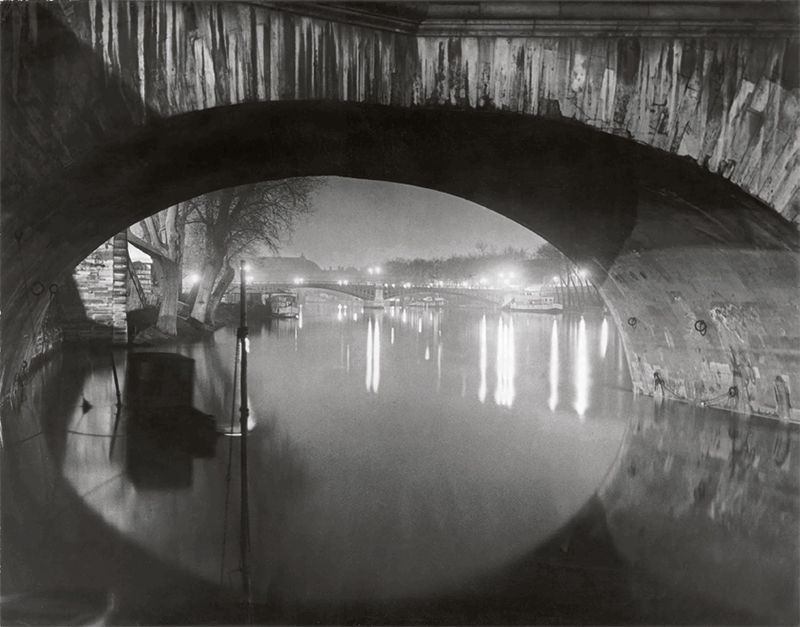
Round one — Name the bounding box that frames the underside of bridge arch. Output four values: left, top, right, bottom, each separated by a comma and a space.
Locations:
2, 3, 798, 419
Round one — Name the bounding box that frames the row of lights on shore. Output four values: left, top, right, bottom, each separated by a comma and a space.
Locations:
185, 264, 589, 289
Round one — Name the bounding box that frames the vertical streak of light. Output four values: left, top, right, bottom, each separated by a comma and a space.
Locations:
365, 319, 373, 392
372, 316, 381, 393
478, 314, 487, 403
390, 327, 395, 345
402, 309, 407, 324
337, 304, 343, 322
574, 316, 589, 419
436, 343, 442, 391
507, 316, 515, 406
600, 317, 608, 358
298, 305, 303, 329
424, 345, 430, 361
549, 318, 559, 411
494, 317, 505, 406
418, 317, 422, 334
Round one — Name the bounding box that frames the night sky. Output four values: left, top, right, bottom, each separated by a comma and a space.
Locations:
278, 177, 545, 269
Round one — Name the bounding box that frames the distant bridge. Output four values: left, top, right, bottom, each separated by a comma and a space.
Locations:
237, 282, 508, 305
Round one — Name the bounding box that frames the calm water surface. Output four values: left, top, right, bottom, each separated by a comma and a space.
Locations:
58, 304, 633, 604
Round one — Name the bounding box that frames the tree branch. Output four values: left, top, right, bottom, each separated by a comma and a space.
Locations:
128, 229, 171, 262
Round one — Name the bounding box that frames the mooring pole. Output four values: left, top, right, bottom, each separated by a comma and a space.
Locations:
110, 351, 121, 406
238, 260, 253, 621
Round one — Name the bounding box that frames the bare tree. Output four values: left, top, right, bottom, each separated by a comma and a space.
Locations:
127, 204, 189, 335
188, 178, 316, 326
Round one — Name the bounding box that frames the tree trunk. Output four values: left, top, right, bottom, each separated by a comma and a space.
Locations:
190, 255, 223, 324
153, 257, 181, 335
205, 264, 235, 325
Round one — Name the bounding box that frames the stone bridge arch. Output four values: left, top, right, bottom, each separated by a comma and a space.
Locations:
2, 1, 799, 418
7, 0, 798, 219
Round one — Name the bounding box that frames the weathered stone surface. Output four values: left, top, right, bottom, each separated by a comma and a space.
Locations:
31, 0, 799, 222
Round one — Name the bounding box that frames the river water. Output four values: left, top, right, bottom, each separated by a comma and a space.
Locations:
5, 301, 798, 624
47, 303, 634, 605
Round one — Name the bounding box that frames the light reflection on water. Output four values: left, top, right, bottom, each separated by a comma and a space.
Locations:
478, 314, 487, 404
57, 303, 632, 604
494, 315, 515, 407
574, 316, 589, 419
299, 304, 616, 417
365, 317, 380, 394
549, 318, 559, 411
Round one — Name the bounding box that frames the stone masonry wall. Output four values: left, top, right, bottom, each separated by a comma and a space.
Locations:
60, 233, 128, 343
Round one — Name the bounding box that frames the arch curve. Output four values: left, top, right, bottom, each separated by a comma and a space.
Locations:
2, 100, 798, 418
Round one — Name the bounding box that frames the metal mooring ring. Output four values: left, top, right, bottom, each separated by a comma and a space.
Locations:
31, 281, 45, 296
694, 319, 708, 336
627, 316, 638, 328
49, 283, 59, 295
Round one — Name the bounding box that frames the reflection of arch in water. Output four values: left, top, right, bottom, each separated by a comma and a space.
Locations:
597, 401, 799, 624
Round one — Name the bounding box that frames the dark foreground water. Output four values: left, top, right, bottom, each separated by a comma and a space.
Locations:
2, 304, 798, 625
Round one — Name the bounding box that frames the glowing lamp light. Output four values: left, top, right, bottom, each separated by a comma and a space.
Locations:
188, 273, 200, 285
293, 277, 305, 285
577, 268, 587, 279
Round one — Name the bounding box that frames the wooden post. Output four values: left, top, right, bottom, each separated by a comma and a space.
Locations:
238, 260, 253, 620
110, 351, 121, 406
